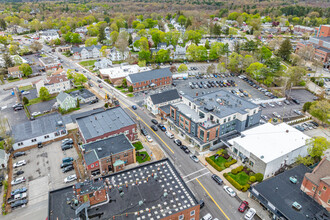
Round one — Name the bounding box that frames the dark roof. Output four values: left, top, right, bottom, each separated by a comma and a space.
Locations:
12, 113, 65, 143
48, 158, 199, 220
70, 107, 104, 122
149, 89, 180, 105
71, 45, 102, 53
76, 107, 135, 141
82, 134, 134, 164
250, 164, 328, 220
83, 150, 99, 166
159, 104, 171, 114
69, 88, 95, 100
126, 68, 172, 84
315, 36, 330, 43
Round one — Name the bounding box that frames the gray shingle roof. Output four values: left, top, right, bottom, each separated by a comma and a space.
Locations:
56, 92, 70, 103
69, 88, 95, 100
76, 107, 135, 141
82, 134, 133, 163
71, 45, 102, 53
84, 150, 99, 166
150, 89, 180, 105
126, 68, 172, 84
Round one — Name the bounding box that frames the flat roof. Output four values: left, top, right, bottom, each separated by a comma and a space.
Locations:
99, 65, 150, 79
76, 107, 135, 141
250, 164, 328, 220
49, 158, 199, 220
229, 123, 310, 163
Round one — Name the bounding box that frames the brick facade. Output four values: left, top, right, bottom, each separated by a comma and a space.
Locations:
162, 204, 200, 220
127, 76, 172, 92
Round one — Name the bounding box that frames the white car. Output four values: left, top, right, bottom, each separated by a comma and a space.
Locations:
268, 103, 275, 107
146, 135, 153, 142
22, 91, 30, 95
64, 174, 77, 183
244, 208, 256, 220
13, 160, 27, 168
201, 213, 212, 220
11, 177, 26, 185
31, 112, 41, 117
165, 131, 174, 139
223, 185, 236, 197
272, 112, 281, 118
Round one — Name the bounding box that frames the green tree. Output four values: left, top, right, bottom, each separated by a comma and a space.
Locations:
303, 102, 312, 112
0, 19, 7, 30
9, 44, 18, 55
73, 73, 88, 85
228, 52, 243, 73
110, 31, 119, 45
122, 78, 127, 88
155, 49, 170, 63
309, 100, 330, 125
295, 155, 314, 166
39, 87, 50, 101
85, 38, 98, 47
259, 46, 272, 61
307, 137, 330, 161
100, 46, 108, 57
178, 64, 188, 73
98, 24, 106, 43
19, 63, 32, 77
178, 15, 187, 26
287, 66, 306, 86
138, 50, 151, 62
138, 60, 146, 67
246, 62, 265, 79
22, 97, 29, 105
209, 42, 225, 60
278, 38, 292, 61
128, 86, 133, 92
186, 44, 207, 61
205, 39, 210, 49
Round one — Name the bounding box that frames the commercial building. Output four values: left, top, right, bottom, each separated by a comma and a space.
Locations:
146, 89, 181, 115
35, 74, 71, 95
39, 57, 61, 71
168, 90, 261, 151
12, 114, 67, 150
48, 159, 200, 220
126, 68, 172, 92
76, 107, 137, 143
293, 25, 315, 35
249, 164, 329, 220
82, 134, 136, 176
301, 157, 330, 211
229, 123, 310, 178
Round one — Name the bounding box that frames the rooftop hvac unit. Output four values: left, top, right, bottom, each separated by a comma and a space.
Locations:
138, 200, 144, 206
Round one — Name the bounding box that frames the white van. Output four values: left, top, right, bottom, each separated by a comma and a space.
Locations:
202, 213, 212, 220
165, 131, 174, 139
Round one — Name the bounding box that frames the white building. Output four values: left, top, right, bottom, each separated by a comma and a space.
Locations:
39, 30, 60, 41
0, 149, 9, 169
146, 89, 181, 115
94, 58, 112, 70
228, 123, 310, 179
71, 45, 102, 60
174, 45, 186, 59
108, 47, 129, 61
35, 75, 71, 96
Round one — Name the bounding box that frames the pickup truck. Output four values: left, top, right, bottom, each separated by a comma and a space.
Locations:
7, 193, 27, 204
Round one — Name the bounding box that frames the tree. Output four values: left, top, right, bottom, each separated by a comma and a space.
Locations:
39, 87, 50, 101
205, 39, 210, 49
278, 38, 292, 61
228, 52, 243, 73
295, 155, 314, 166
22, 97, 29, 105
85, 38, 98, 47
98, 24, 106, 43
100, 46, 108, 57
290, 54, 302, 66
9, 44, 19, 55
138, 50, 151, 62
309, 100, 330, 125
155, 49, 170, 63
178, 64, 188, 73
128, 86, 133, 92
73, 73, 88, 85
246, 62, 265, 79
110, 31, 119, 45
122, 78, 127, 88
19, 63, 32, 77
0, 19, 6, 30
307, 137, 330, 161
138, 60, 146, 67
30, 41, 43, 52
259, 46, 272, 61
2, 53, 13, 68
209, 42, 225, 60
303, 102, 312, 112
128, 34, 133, 45
287, 66, 306, 86
178, 15, 187, 26
186, 44, 207, 61
115, 38, 129, 55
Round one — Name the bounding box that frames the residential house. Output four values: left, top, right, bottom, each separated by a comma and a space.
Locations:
278, 26, 291, 34
39, 57, 61, 71
12, 114, 67, 150
94, 58, 112, 70
157, 43, 167, 49
71, 45, 102, 60
76, 106, 137, 143
35, 74, 71, 95
81, 134, 135, 176
74, 26, 88, 39
56, 92, 77, 111
146, 89, 181, 115
58, 45, 72, 52
39, 30, 60, 41
7, 66, 22, 78
174, 45, 186, 59
108, 47, 129, 61
69, 88, 97, 103
294, 25, 315, 35
168, 90, 261, 151
0, 149, 9, 169
126, 68, 172, 92
228, 123, 310, 178
301, 157, 330, 211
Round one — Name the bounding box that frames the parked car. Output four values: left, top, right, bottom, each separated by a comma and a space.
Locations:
293, 110, 303, 115
223, 186, 236, 197
62, 138, 73, 145
60, 162, 73, 168
151, 119, 158, 125
11, 177, 26, 185
13, 160, 26, 168
284, 100, 290, 105
157, 123, 166, 131
211, 174, 223, 185
244, 208, 256, 220
292, 98, 300, 104
12, 103, 23, 108
62, 157, 74, 163
89, 99, 99, 104
31, 112, 41, 117
272, 112, 281, 118
165, 131, 174, 139
64, 174, 77, 183
132, 105, 137, 110
261, 115, 269, 121
268, 103, 275, 107
260, 103, 266, 108
276, 101, 282, 106
13, 151, 26, 158
146, 135, 153, 142
61, 144, 73, 151
15, 170, 24, 176
173, 139, 182, 146
180, 145, 190, 154
62, 165, 74, 173
11, 199, 28, 209
8, 192, 27, 204
11, 187, 27, 196
190, 154, 199, 163
14, 106, 24, 111
238, 201, 249, 212
151, 125, 158, 131
201, 213, 212, 220
22, 91, 30, 95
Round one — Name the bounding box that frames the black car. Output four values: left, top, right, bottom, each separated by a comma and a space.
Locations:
292, 98, 300, 104
151, 119, 158, 125
13, 152, 26, 158
180, 145, 190, 154
141, 128, 148, 136
60, 162, 73, 168
14, 106, 24, 111
310, 121, 319, 127
11, 199, 28, 209
89, 99, 99, 104
62, 165, 74, 173
199, 200, 205, 209
61, 144, 73, 151
174, 139, 182, 146
211, 174, 223, 185
15, 170, 24, 176
151, 125, 158, 131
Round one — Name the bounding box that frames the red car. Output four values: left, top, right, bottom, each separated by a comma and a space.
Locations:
238, 201, 249, 213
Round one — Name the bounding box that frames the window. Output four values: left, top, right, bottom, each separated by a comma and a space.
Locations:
124, 130, 129, 135
323, 186, 327, 191
91, 164, 94, 168
312, 186, 316, 192
179, 214, 184, 220
224, 119, 227, 123
44, 135, 49, 139
249, 161, 254, 167
95, 163, 98, 166
200, 129, 204, 141
318, 190, 322, 196
31, 139, 37, 142
185, 120, 189, 126
228, 117, 231, 121
190, 210, 195, 216
180, 116, 184, 122
233, 115, 236, 119
206, 131, 210, 141
253, 110, 256, 114
189, 102, 191, 106
124, 153, 128, 157
216, 128, 219, 138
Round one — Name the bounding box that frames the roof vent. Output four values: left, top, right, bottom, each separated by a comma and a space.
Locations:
98, 148, 102, 151
286, 130, 289, 133
138, 200, 144, 206
163, 192, 168, 197
260, 155, 264, 159
120, 192, 124, 197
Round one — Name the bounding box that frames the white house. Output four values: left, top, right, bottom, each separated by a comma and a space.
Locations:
56, 92, 77, 111
0, 149, 9, 169
71, 45, 102, 60
35, 75, 71, 96
228, 123, 310, 179
108, 47, 129, 61
39, 30, 60, 41
94, 58, 112, 70
174, 45, 186, 59
146, 89, 181, 115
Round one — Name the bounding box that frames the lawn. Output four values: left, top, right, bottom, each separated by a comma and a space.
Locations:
19, 85, 33, 91
79, 60, 96, 67
228, 171, 250, 186
7, 78, 21, 82
65, 86, 84, 93
0, 141, 4, 150
40, 54, 47, 57
133, 141, 144, 151
127, 93, 134, 97
136, 151, 151, 163
209, 155, 228, 170
26, 96, 56, 106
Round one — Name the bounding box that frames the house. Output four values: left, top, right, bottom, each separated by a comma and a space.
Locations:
76, 106, 137, 143
39, 57, 61, 71
146, 89, 181, 115
249, 164, 329, 220
7, 66, 22, 78
126, 68, 172, 92
71, 45, 102, 60
81, 134, 135, 176
56, 92, 77, 111
35, 75, 71, 95
94, 58, 112, 70
108, 47, 129, 61
294, 25, 315, 35
157, 43, 167, 49
99, 64, 150, 86
0, 149, 9, 169
58, 45, 71, 52
69, 88, 97, 103
48, 158, 200, 220
228, 123, 310, 179
174, 45, 186, 59
39, 30, 60, 41
12, 114, 67, 150
301, 157, 330, 211
278, 26, 291, 34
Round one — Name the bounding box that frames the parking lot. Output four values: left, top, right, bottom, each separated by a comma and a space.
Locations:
10, 141, 78, 211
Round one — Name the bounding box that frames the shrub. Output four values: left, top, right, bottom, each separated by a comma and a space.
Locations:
128, 86, 133, 92
206, 157, 223, 172
249, 176, 256, 182
224, 174, 243, 190
231, 168, 238, 174
241, 184, 250, 192
224, 159, 237, 168
236, 165, 244, 172
216, 149, 224, 155
104, 103, 109, 108
223, 153, 230, 159
255, 173, 264, 182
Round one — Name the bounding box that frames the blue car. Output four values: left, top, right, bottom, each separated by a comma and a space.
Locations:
11, 187, 27, 196
132, 105, 137, 110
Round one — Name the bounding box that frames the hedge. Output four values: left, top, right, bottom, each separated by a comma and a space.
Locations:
206, 157, 223, 172
224, 173, 243, 190
242, 184, 250, 192
231, 165, 243, 174
255, 173, 264, 182
249, 176, 256, 182
224, 159, 237, 168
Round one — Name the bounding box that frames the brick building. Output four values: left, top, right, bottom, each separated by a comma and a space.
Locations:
293, 25, 315, 35
126, 68, 172, 92
82, 134, 136, 176
301, 157, 330, 211
49, 159, 200, 220
168, 90, 261, 151
76, 107, 137, 143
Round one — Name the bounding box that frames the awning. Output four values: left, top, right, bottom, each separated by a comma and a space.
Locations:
113, 159, 125, 167
150, 83, 156, 87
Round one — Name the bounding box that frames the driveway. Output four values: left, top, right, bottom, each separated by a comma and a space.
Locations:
28, 99, 56, 115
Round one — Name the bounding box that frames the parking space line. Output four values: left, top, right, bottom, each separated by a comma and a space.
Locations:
182, 167, 208, 178
185, 172, 210, 183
